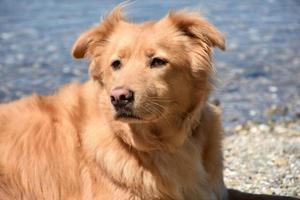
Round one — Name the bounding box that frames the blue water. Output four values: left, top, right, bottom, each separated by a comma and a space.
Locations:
0, 0, 299, 127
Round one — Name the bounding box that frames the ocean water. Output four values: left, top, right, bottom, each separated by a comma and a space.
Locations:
0, 0, 299, 126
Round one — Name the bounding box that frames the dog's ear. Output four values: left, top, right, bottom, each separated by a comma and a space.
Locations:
165, 11, 225, 51
71, 7, 124, 59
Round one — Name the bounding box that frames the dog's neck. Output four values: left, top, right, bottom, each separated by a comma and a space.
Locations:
126, 102, 205, 152
78, 81, 205, 152
77, 81, 209, 199
106, 95, 205, 153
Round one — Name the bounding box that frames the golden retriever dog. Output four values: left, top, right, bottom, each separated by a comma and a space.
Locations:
0, 7, 297, 200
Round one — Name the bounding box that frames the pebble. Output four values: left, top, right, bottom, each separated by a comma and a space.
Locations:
274, 158, 288, 167
269, 86, 278, 93
274, 126, 287, 134
249, 110, 257, 117
258, 124, 270, 132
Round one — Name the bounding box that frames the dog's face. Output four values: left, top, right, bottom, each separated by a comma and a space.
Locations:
72, 7, 225, 124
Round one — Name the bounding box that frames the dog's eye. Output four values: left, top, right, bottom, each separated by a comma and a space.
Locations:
150, 57, 167, 68
111, 60, 122, 70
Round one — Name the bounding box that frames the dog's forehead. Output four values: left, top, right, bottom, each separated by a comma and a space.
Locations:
108, 21, 177, 56
112, 22, 155, 43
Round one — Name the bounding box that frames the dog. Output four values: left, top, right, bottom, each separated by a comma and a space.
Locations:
0, 7, 297, 200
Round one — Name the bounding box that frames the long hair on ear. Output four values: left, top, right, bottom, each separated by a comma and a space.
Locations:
166, 11, 225, 51
71, 6, 125, 59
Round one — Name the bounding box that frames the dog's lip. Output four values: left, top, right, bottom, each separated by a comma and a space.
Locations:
115, 112, 142, 120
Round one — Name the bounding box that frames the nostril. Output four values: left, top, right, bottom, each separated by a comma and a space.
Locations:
119, 94, 126, 101
127, 90, 134, 102
110, 96, 117, 104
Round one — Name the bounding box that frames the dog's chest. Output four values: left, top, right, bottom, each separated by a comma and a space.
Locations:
92, 138, 209, 200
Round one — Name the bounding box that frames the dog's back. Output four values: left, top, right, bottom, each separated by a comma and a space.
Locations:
0, 84, 83, 200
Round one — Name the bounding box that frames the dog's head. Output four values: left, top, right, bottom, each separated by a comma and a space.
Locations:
72, 7, 225, 124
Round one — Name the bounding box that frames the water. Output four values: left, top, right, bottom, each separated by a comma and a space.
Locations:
0, 0, 299, 127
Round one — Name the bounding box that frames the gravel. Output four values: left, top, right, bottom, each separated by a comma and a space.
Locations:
224, 120, 300, 197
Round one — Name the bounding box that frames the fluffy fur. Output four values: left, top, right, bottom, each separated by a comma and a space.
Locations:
0, 7, 229, 200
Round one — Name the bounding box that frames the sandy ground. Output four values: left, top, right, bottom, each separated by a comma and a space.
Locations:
224, 120, 300, 197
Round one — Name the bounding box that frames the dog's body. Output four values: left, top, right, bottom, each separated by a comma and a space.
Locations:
0, 7, 227, 199
0, 7, 297, 200
0, 81, 225, 200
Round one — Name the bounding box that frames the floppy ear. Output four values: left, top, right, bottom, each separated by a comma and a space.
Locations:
166, 11, 225, 50
71, 7, 124, 59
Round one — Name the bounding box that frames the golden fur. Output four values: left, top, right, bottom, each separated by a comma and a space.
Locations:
0, 7, 228, 200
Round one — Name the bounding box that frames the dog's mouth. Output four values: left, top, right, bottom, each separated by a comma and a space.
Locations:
112, 99, 168, 123
114, 110, 142, 122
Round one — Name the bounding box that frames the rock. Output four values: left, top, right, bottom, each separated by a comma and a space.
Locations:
274, 158, 288, 167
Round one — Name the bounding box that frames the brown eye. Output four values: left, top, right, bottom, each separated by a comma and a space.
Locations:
150, 57, 167, 68
111, 59, 121, 70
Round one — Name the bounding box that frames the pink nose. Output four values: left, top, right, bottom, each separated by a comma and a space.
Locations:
110, 88, 134, 108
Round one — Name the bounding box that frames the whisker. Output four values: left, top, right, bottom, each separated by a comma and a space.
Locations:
145, 100, 165, 113
160, 109, 172, 127
144, 98, 174, 103
136, 94, 174, 102
143, 101, 172, 127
